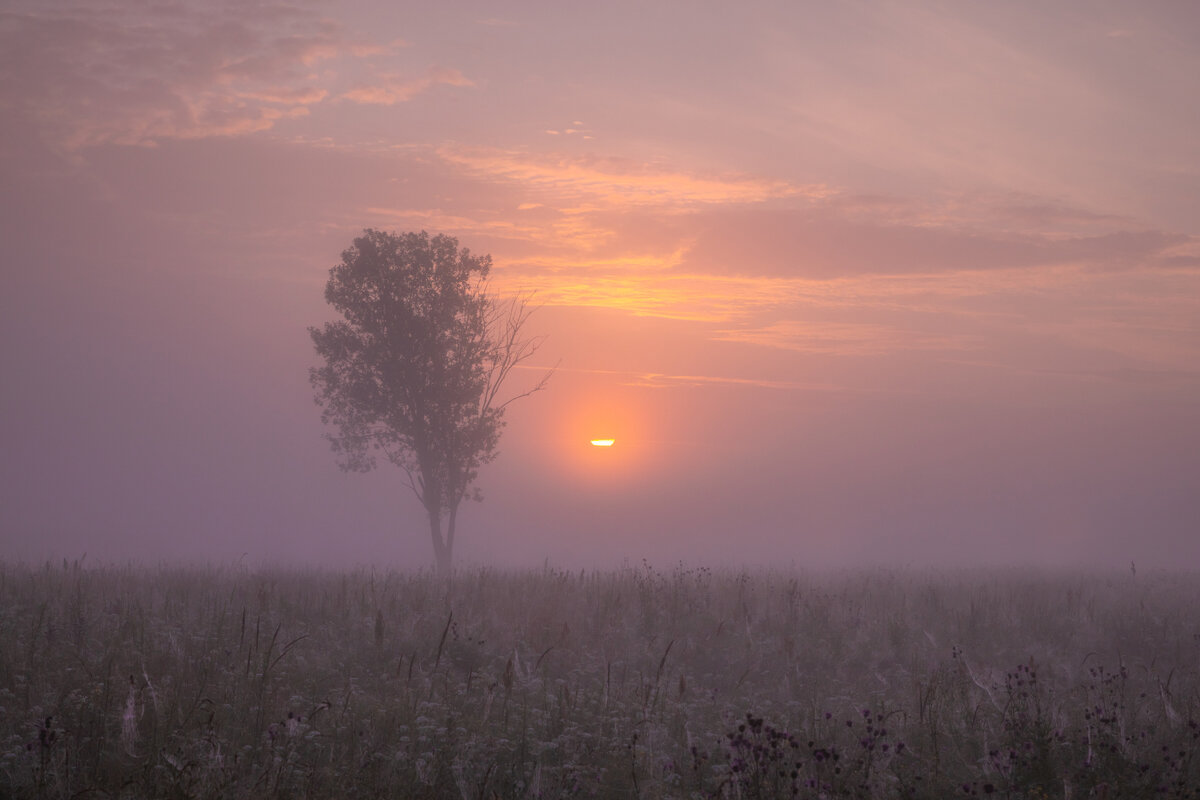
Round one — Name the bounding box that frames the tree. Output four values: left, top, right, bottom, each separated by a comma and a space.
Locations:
309, 229, 548, 576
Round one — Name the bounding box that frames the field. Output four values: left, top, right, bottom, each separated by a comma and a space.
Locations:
2, 561, 1199, 799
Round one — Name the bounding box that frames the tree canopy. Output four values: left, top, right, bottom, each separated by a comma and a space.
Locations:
309, 229, 545, 574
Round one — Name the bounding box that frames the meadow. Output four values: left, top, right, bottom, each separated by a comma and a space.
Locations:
2, 560, 1199, 799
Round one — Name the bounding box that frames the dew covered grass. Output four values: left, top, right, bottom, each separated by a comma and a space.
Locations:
2, 560, 1199, 798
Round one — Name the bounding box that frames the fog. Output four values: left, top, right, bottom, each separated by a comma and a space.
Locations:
2, 1, 1199, 572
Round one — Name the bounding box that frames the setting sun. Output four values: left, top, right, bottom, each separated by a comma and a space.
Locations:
590, 439, 615, 447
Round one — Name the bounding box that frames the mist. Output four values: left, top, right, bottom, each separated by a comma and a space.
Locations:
3, 0, 1199, 574
6, 7, 1200, 798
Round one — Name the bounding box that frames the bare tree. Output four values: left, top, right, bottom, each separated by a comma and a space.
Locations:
309, 229, 549, 575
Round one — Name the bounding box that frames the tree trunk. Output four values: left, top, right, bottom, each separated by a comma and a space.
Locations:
427, 507, 451, 578
444, 502, 459, 574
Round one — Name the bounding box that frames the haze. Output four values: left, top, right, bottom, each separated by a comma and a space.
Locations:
2, 0, 1197, 570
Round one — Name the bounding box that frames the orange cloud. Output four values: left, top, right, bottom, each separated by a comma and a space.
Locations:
437, 146, 829, 207
624, 372, 841, 391
343, 67, 474, 105
493, 272, 799, 321
498, 246, 690, 274
514, 364, 838, 392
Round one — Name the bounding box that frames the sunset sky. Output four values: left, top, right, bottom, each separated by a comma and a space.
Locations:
2, 0, 1198, 569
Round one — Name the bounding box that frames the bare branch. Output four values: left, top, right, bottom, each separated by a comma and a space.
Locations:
480, 291, 554, 414
496, 357, 558, 411
397, 463, 424, 505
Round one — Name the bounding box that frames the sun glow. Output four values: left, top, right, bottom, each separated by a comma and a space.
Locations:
541, 384, 661, 484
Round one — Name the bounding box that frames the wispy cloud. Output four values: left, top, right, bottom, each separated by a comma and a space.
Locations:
495, 272, 798, 321
438, 146, 828, 207
495, 254, 1092, 322
515, 364, 838, 392
342, 67, 473, 105
235, 87, 329, 105
0, 4, 344, 148
349, 139, 1198, 379
364, 207, 545, 241
348, 38, 409, 57
713, 320, 978, 356
679, 205, 1187, 278
0, 5, 472, 149
623, 372, 840, 391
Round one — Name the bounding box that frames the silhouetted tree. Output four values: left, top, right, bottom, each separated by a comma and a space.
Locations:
310, 229, 548, 575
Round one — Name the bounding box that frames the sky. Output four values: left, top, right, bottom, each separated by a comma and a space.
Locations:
2, 0, 1198, 570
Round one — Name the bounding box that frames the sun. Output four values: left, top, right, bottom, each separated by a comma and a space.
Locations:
590, 438, 615, 447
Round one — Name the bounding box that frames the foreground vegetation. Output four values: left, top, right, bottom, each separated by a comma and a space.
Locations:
1, 560, 1199, 798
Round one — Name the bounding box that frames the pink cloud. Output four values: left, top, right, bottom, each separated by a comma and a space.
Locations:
348, 38, 408, 57
236, 87, 329, 105
677, 206, 1186, 278
0, 4, 343, 148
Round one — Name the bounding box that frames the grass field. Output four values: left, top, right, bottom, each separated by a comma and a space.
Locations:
2, 560, 1198, 798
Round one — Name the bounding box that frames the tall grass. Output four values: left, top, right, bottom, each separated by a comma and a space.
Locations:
1, 560, 1198, 798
